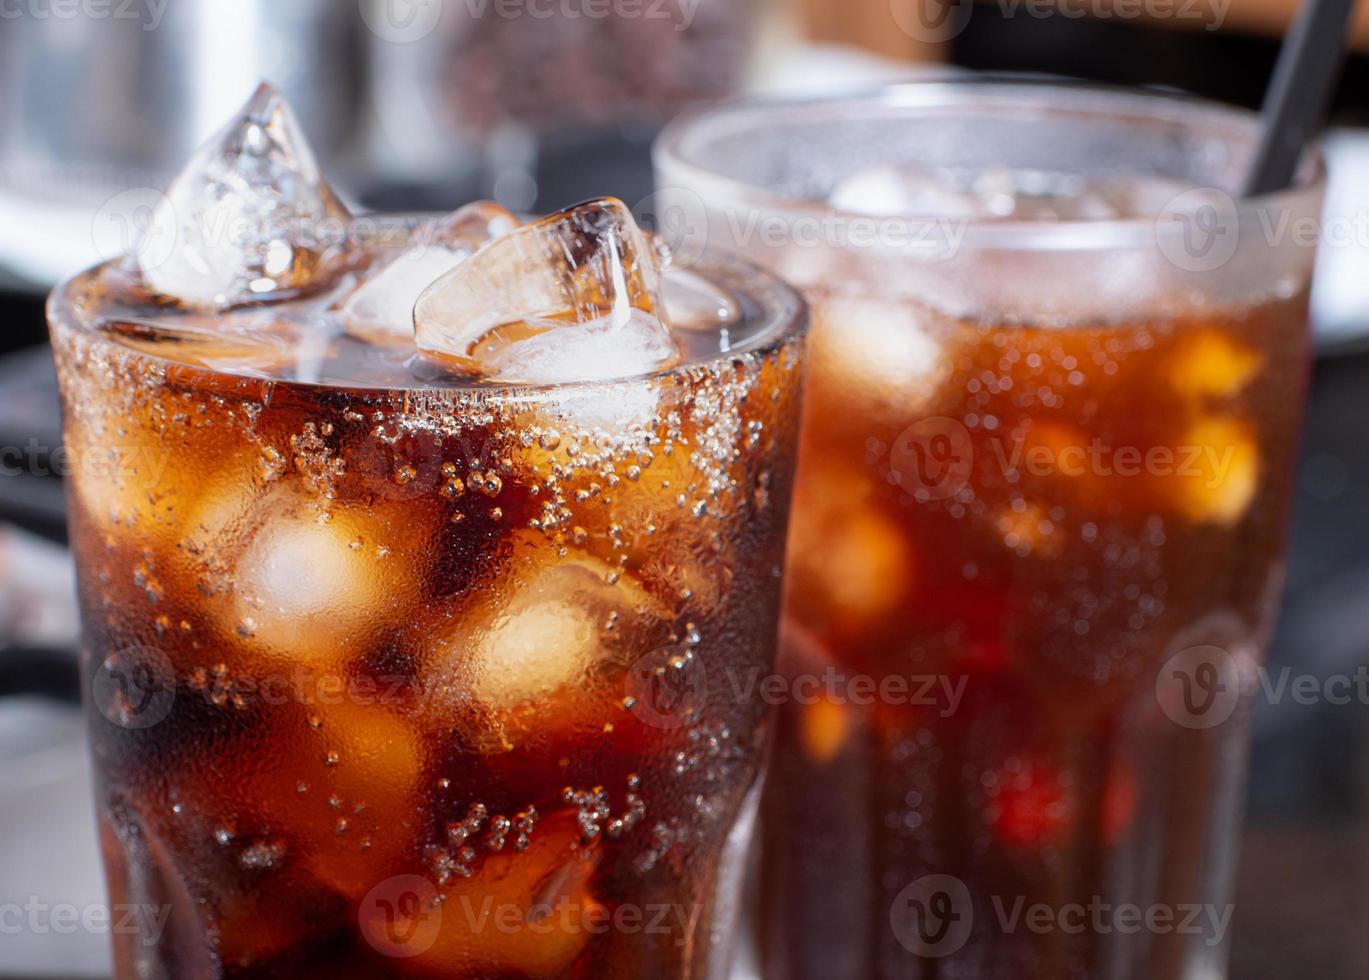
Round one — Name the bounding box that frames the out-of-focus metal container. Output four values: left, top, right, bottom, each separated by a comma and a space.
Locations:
0, 0, 360, 287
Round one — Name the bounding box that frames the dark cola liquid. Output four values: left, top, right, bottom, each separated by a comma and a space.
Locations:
765, 287, 1311, 980
51, 260, 803, 979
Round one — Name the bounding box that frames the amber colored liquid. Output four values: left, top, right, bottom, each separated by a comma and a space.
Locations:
765, 288, 1310, 979
52, 265, 802, 979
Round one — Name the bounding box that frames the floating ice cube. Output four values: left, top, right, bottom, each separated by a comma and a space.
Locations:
811, 295, 946, 418
830, 164, 1164, 221
786, 462, 915, 634
1169, 417, 1260, 526
468, 310, 680, 385
364, 811, 599, 975
99, 317, 299, 376
1165, 331, 1263, 401
413, 198, 679, 383
140, 82, 352, 309
297, 700, 426, 898
829, 164, 984, 218
467, 557, 653, 710
339, 202, 520, 343
973, 167, 1120, 220
339, 248, 470, 343
231, 490, 426, 666
425, 534, 670, 749
430, 199, 522, 247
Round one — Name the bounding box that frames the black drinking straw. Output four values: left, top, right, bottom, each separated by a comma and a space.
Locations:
1244, 0, 1359, 196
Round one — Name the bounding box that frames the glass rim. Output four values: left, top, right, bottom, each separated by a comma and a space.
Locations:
46, 235, 810, 395
654, 73, 1329, 250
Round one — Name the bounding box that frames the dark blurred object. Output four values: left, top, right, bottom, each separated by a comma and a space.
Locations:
1234, 344, 1369, 979
0, 649, 78, 703
954, 12, 1369, 123
0, 346, 65, 541
363, 0, 758, 213
949, 12, 1369, 341
0, 288, 45, 353
0, 0, 364, 288
446, 2, 755, 131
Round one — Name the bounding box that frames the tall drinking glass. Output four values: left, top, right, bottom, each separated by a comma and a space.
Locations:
656, 79, 1324, 979
50, 88, 807, 979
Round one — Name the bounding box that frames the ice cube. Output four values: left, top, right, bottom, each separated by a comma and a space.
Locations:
362, 810, 599, 976
430, 199, 522, 247
66, 406, 181, 537
338, 202, 520, 343
140, 82, 352, 309
1165, 331, 1263, 401
1168, 417, 1260, 526
801, 695, 855, 766
468, 310, 680, 385
467, 554, 663, 710
973, 167, 1121, 220
785, 463, 915, 636
425, 533, 671, 749
231, 489, 429, 666
831, 164, 1135, 221
474, 580, 601, 706
413, 198, 680, 383
296, 701, 427, 898
66, 399, 267, 548
99, 317, 300, 377
829, 164, 984, 218
810, 295, 946, 420
340, 248, 472, 343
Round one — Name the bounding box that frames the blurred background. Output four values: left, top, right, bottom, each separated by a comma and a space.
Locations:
2, 0, 1368, 977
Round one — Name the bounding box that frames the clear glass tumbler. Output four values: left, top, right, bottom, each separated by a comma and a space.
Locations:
656, 79, 1324, 980
49, 227, 806, 978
